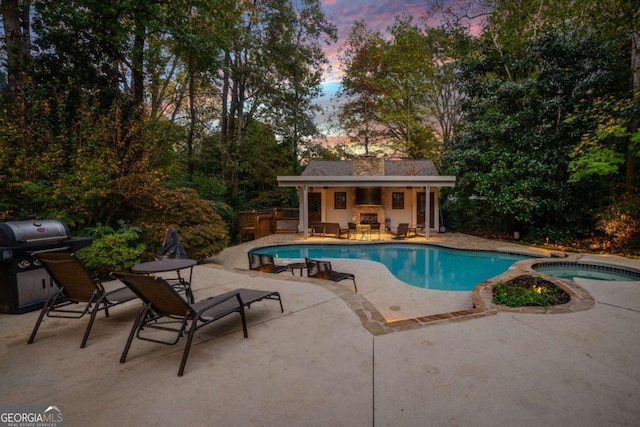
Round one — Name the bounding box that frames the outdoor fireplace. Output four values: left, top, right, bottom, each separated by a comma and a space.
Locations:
351, 186, 385, 224
352, 204, 385, 224
359, 213, 378, 224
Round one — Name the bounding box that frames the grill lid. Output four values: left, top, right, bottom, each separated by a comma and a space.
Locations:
0, 220, 71, 247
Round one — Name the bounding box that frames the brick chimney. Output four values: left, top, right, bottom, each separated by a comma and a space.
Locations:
353, 155, 385, 176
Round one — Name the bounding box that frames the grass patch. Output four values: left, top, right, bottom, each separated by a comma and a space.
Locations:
492, 275, 570, 307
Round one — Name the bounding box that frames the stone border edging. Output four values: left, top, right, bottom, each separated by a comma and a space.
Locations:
472, 258, 596, 315
218, 238, 606, 336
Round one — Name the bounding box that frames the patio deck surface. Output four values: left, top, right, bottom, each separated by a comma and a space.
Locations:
1, 232, 639, 426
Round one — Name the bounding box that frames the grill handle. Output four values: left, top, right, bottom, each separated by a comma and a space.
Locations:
20, 236, 68, 243
30, 246, 71, 255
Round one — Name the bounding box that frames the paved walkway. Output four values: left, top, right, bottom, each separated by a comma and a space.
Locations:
1, 233, 639, 426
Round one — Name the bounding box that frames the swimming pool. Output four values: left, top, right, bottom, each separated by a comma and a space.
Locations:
533, 262, 640, 281
251, 243, 531, 291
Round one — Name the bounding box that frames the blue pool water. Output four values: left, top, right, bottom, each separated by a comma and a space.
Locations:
533, 262, 640, 281
252, 244, 531, 291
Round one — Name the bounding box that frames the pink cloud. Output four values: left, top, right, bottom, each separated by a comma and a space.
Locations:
315, 1, 486, 131
319, 1, 443, 82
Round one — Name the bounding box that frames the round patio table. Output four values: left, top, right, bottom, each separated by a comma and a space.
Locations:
132, 258, 197, 274
287, 262, 307, 276
131, 258, 197, 302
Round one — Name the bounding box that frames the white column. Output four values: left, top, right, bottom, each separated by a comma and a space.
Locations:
302, 185, 309, 239
425, 185, 430, 239
434, 188, 440, 232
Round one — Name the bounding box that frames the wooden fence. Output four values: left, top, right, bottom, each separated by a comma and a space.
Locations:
236, 208, 299, 241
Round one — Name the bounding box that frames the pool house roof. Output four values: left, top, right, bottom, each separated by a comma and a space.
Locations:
277, 159, 456, 188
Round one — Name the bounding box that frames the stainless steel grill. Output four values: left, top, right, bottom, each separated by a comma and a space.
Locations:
0, 219, 92, 313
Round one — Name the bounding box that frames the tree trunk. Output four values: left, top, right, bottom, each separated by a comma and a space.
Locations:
1, 0, 30, 107
627, 30, 640, 193
186, 56, 197, 180
132, 11, 145, 108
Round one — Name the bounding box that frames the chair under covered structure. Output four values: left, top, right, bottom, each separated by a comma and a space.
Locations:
393, 223, 410, 239
114, 272, 283, 376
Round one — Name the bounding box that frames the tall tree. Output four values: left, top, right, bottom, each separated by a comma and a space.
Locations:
218, 0, 335, 201
336, 20, 385, 155
269, 0, 337, 175
483, 0, 639, 193
422, 25, 472, 147
377, 17, 440, 158
336, 16, 446, 159
166, 0, 233, 179
441, 0, 630, 236
1, 0, 31, 107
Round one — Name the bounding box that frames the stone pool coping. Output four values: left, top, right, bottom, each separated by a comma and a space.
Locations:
210, 234, 640, 335
347, 258, 597, 336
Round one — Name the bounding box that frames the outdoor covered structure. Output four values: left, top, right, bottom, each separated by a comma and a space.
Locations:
277, 156, 456, 239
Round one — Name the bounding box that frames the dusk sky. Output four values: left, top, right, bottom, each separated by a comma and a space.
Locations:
319, 0, 438, 82
315, 0, 444, 132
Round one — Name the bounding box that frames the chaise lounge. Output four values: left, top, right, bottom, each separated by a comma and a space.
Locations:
248, 253, 288, 273
305, 257, 357, 293
393, 223, 411, 239
310, 222, 345, 238
114, 272, 283, 376
28, 252, 138, 348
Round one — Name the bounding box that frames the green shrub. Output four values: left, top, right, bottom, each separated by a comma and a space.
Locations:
492, 275, 569, 307
75, 220, 146, 278
123, 184, 229, 261
597, 193, 640, 252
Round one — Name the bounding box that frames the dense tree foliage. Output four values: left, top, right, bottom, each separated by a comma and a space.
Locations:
1, 0, 638, 256
335, 16, 468, 158
441, 0, 639, 251
442, 35, 622, 234
332, 0, 638, 251
0, 0, 335, 262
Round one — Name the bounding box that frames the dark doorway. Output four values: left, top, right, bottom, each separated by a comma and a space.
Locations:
417, 192, 435, 228
308, 192, 321, 223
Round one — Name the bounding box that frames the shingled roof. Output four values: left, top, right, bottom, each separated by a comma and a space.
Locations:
301, 160, 439, 177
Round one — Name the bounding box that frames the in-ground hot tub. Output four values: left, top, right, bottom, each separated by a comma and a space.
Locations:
532, 261, 640, 281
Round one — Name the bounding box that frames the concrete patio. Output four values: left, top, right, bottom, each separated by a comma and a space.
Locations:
1, 232, 639, 426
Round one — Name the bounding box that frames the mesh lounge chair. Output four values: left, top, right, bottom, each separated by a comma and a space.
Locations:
114, 272, 249, 376
28, 253, 138, 348
393, 223, 410, 239
248, 253, 288, 273
115, 272, 283, 376
305, 257, 357, 293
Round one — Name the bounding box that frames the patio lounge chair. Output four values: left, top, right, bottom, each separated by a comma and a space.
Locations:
248, 253, 288, 273
305, 257, 357, 293
114, 272, 284, 376
28, 253, 138, 348
393, 223, 410, 239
